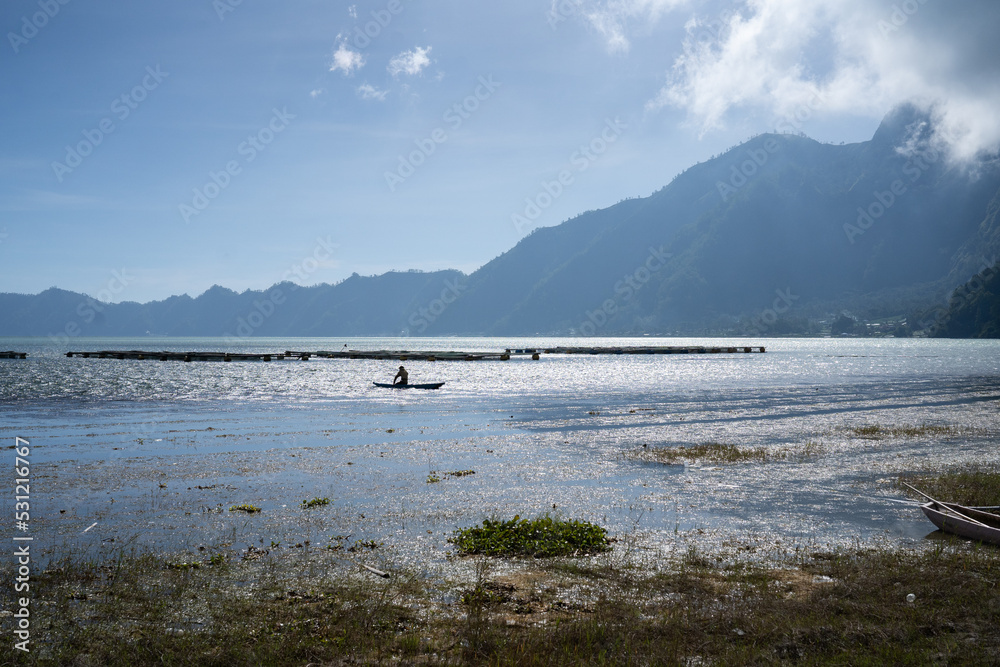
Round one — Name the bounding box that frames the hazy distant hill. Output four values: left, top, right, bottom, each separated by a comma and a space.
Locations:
0, 271, 466, 339
426, 104, 1000, 334
3, 105, 999, 338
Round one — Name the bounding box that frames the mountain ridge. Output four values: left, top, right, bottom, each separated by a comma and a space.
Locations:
5, 105, 1000, 338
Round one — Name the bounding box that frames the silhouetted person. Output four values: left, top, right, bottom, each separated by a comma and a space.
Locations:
393, 365, 408, 386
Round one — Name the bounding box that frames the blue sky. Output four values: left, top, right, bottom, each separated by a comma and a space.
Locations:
3, 0, 999, 303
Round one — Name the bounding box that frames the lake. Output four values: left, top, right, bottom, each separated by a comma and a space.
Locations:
2, 336, 999, 571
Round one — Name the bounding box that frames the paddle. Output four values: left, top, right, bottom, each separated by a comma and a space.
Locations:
902, 482, 991, 528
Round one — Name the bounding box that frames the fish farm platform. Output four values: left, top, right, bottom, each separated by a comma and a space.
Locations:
64, 345, 765, 362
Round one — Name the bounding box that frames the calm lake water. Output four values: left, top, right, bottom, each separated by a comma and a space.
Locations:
2, 336, 999, 570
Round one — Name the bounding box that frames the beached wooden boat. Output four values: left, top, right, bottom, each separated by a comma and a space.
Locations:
373, 382, 445, 390
920, 501, 1000, 545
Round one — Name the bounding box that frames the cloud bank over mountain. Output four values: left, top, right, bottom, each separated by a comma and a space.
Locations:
649, 0, 1000, 162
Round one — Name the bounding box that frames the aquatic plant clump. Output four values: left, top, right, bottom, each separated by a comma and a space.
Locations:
632, 442, 768, 464
228, 503, 261, 513
426, 470, 475, 483
632, 441, 823, 465
301, 497, 330, 509
450, 515, 612, 558
849, 423, 961, 439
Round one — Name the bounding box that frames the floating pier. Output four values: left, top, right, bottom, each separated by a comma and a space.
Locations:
303, 345, 765, 361
66, 345, 764, 363
537, 345, 765, 355
65, 350, 308, 362
0, 351, 27, 359
304, 349, 518, 361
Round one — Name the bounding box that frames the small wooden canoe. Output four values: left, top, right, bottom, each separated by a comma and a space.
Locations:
373, 382, 445, 390
920, 501, 1000, 546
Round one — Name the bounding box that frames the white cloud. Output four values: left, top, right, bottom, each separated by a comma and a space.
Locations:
388, 46, 432, 77
357, 83, 388, 102
348, 5, 357, 19
330, 42, 365, 76
580, 0, 689, 54
309, 89, 323, 99
653, 0, 1000, 162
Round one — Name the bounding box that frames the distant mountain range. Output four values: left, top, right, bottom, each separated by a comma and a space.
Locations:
2, 271, 467, 341
4, 104, 1000, 339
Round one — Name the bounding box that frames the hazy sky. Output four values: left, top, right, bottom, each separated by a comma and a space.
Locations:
3, 0, 999, 303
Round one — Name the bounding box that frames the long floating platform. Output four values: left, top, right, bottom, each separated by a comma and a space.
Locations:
0, 351, 27, 359
66, 345, 765, 363
303, 345, 765, 361
66, 350, 309, 362
541, 346, 764, 355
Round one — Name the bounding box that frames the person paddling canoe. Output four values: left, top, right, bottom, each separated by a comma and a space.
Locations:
393, 365, 408, 386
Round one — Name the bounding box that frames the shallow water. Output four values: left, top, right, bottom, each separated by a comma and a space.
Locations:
2, 336, 999, 571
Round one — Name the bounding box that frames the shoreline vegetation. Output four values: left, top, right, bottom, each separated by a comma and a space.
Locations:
900, 465, 1000, 508
626, 423, 980, 467
5, 424, 999, 666
627, 441, 824, 465
5, 468, 1000, 666
4, 537, 999, 664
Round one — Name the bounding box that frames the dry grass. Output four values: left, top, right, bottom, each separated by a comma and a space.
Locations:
6, 537, 1000, 665
7, 460, 1000, 666
900, 465, 1000, 507
453, 544, 1000, 665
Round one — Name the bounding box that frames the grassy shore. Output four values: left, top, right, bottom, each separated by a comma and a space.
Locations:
7, 462, 1000, 666
5, 536, 1000, 664
900, 465, 1000, 507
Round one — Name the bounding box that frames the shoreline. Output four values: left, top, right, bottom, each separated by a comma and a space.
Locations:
4, 528, 999, 664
